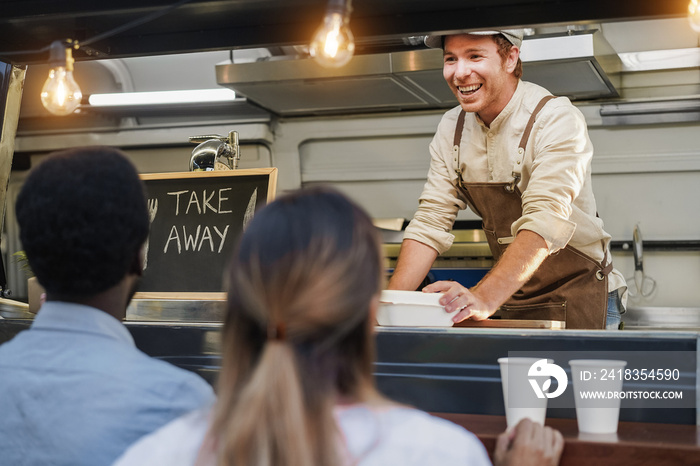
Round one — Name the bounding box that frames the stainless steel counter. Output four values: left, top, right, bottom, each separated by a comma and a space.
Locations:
2, 308, 698, 426
372, 327, 699, 425
126, 299, 225, 322
125, 323, 700, 426
623, 306, 700, 331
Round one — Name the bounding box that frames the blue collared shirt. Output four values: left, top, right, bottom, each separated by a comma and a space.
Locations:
0, 302, 215, 466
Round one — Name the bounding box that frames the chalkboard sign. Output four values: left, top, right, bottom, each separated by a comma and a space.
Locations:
135, 168, 277, 298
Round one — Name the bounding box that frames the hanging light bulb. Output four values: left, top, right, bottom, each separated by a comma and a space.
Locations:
41, 41, 82, 116
309, 0, 355, 68
690, 0, 700, 33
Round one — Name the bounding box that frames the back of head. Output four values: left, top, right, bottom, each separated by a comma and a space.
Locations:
211, 186, 383, 466
16, 146, 149, 299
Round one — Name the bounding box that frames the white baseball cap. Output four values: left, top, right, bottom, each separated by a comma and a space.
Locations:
424, 29, 523, 49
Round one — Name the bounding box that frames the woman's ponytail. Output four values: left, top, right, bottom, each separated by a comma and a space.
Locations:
214, 341, 338, 466
208, 187, 383, 466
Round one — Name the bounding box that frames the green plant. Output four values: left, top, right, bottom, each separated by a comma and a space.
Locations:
12, 251, 34, 278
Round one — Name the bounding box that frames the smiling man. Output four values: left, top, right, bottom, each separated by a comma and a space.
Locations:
388, 30, 627, 330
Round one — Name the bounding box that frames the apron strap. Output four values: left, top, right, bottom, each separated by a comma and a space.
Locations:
452, 95, 556, 191
453, 109, 467, 147
518, 95, 558, 152
453, 109, 467, 187
508, 95, 558, 192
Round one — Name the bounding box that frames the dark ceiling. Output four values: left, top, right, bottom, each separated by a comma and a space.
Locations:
0, 0, 691, 64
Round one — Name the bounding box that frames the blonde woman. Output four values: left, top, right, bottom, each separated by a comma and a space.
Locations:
115, 187, 562, 466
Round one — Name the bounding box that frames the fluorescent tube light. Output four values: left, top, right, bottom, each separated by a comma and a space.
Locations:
88, 88, 237, 107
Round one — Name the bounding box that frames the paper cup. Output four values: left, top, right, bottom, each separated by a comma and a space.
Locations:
569, 359, 627, 434
498, 357, 550, 427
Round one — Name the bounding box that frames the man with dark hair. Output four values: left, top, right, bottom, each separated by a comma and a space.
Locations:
389, 30, 627, 329
0, 147, 215, 465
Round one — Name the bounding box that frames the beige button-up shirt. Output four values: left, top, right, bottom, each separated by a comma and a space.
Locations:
404, 80, 626, 296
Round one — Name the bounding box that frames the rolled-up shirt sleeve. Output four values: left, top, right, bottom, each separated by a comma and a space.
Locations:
512, 104, 591, 253
404, 115, 467, 254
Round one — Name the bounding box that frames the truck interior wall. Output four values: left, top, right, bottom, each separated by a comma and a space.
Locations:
5, 112, 700, 309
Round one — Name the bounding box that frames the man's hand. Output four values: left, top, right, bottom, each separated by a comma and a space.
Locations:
422, 281, 496, 322
423, 230, 550, 323
493, 419, 564, 466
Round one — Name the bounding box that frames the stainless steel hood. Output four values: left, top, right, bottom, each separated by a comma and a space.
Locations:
216, 30, 621, 117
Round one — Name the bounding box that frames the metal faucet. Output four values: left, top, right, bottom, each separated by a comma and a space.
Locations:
188, 130, 240, 171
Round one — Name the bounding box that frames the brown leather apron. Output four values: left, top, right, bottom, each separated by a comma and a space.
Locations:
452, 96, 610, 329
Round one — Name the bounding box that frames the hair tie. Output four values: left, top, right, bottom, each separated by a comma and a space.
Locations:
267, 322, 286, 341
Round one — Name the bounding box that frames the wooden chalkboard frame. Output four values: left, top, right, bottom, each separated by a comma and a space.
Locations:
134, 168, 277, 300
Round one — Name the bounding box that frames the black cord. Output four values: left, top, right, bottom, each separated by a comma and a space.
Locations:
80, 0, 194, 46
0, 0, 194, 57
0, 45, 52, 57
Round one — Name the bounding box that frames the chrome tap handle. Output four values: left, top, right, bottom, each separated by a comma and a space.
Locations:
188, 135, 225, 144
188, 131, 240, 170
227, 131, 240, 170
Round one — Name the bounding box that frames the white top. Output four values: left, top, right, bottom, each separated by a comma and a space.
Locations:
114, 404, 492, 466
404, 80, 626, 296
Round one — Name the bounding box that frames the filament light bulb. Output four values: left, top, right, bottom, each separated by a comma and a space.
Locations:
41, 42, 82, 116
690, 0, 700, 33
309, 4, 355, 68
